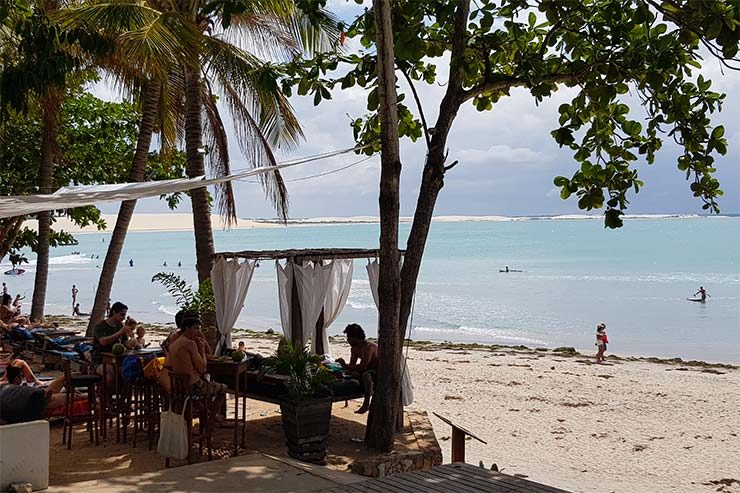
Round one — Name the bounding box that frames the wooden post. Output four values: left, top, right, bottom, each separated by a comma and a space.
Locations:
451, 426, 466, 463
433, 412, 487, 464
289, 260, 303, 347
315, 310, 325, 355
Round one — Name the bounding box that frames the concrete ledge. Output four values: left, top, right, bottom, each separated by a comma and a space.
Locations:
349, 410, 443, 478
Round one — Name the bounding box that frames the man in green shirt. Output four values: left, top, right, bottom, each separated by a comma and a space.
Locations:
93, 302, 136, 386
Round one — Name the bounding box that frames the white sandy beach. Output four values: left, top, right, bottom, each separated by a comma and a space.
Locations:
230, 333, 740, 493
33, 316, 740, 493
25, 213, 278, 233
402, 344, 740, 493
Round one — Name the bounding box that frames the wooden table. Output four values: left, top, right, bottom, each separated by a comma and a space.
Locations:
207, 359, 249, 455
100, 348, 163, 442
323, 462, 572, 492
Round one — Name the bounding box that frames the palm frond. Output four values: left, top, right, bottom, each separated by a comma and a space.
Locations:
221, 78, 289, 221
54, 3, 201, 79
202, 36, 303, 149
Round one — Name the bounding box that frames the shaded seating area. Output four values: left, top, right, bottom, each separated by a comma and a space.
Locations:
210, 248, 414, 403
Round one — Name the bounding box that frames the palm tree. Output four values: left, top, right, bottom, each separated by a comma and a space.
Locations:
0, 0, 107, 320
68, 0, 338, 290
62, 0, 337, 331
180, 0, 339, 282
55, 3, 202, 332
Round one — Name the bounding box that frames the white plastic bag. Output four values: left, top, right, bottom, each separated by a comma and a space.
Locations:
157, 397, 189, 460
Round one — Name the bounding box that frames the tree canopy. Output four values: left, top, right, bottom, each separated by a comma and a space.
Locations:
0, 89, 185, 264
284, 0, 738, 227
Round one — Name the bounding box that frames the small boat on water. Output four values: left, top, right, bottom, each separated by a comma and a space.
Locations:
686, 298, 705, 303
4, 268, 25, 276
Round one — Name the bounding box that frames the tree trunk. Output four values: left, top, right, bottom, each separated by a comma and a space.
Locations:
86, 82, 162, 335
365, 0, 403, 453
184, 67, 215, 284
399, 0, 470, 342
30, 92, 61, 321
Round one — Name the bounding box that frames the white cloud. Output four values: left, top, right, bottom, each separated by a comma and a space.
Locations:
456, 145, 551, 167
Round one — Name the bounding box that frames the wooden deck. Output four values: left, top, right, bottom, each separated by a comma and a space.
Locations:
321, 462, 571, 493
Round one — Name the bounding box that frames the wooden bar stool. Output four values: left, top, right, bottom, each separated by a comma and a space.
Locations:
62, 358, 101, 450
131, 359, 162, 450
165, 372, 213, 466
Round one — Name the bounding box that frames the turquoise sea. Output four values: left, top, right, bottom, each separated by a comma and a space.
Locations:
3, 217, 739, 363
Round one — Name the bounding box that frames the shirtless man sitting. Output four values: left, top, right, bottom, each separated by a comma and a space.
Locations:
336, 323, 378, 414
163, 317, 226, 422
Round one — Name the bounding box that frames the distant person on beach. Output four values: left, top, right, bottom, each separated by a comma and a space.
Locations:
72, 303, 88, 317
694, 286, 710, 302
336, 323, 378, 414
2, 283, 7, 296
595, 323, 608, 363
163, 261, 168, 267
129, 259, 134, 267
71, 285, 78, 307
177, 261, 182, 268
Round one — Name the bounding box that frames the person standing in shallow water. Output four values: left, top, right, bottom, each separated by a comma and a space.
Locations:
595, 323, 608, 363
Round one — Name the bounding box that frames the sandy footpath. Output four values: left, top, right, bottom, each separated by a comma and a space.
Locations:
43, 318, 740, 493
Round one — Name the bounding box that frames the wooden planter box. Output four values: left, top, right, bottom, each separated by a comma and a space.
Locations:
279, 397, 332, 464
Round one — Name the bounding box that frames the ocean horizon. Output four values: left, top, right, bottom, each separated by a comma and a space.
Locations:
4, 215, 739, 363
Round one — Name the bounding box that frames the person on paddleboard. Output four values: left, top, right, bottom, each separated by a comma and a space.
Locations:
694, 286, 710, 302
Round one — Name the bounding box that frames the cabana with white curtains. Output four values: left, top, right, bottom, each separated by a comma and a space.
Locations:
212, 248, 412, 404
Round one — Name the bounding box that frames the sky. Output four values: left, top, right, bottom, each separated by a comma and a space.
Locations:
101, 2, 740, 219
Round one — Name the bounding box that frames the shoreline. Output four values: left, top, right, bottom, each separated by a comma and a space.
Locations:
45, 315, 739, 368
25, 212, 738, 234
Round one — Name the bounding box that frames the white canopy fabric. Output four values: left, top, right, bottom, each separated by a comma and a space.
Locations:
366, 260, 414, 406
0, 163, 293, 219
276, 260, 294, 342
211, 257, 256, 355
319, 259, 354, 357
293, 261, 332, 352
275, 259, 354, 356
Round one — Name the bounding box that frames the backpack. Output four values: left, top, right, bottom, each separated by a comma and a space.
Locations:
121, 355, 142, 384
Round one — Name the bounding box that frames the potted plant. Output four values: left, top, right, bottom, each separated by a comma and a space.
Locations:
152, 272, 219, 350
261, 340, 335, 464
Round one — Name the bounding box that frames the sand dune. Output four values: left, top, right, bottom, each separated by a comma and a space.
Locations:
26, 213, 277, 233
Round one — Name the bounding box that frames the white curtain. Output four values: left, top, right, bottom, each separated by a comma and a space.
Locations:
366, 260, 414, 406
276, 260, 294, 341
319, 259, 354, 357
210, 257, 255, 355
293, 261, 333, 351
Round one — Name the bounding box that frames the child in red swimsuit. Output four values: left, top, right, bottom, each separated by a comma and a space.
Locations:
596, 323, 608, 362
